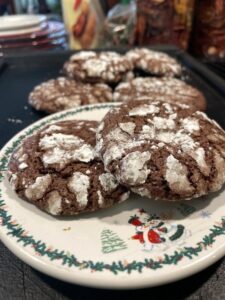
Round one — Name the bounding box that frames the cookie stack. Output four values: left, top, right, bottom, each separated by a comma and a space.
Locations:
8, 49, 225, 216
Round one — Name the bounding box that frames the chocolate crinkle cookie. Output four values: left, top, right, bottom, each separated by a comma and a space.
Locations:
63, 51, 132, 84
8, 120, 129, 216
96, 100, 225, 201
113, 77, 206, 112
126, 48, 182, 77
28, 77, 113, 114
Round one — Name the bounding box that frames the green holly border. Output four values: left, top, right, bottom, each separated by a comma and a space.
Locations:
1, 104, 225, 275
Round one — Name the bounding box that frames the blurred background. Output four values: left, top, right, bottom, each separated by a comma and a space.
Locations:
0, 0, 225, 61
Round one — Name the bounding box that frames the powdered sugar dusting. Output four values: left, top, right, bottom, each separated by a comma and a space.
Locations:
68, 172, 90, 207
19, 162, 28, 170
103, 140, 146, 168
99, 173, 118, 191
182, 118, 200, 133
129, 104, 159, 116
139, 125, 155, 139
211, 151, 225, 192
39, 133, 95, 169
119, 122, 136, 135
84, 59, 108, 77
153, 117, 175, 130
47, 191, 62, 215
190, 147, 210, 176
43, 125, 62, 134
106, 127, 131, 143
126, 48, 181, 77
25, 174, 51, 201
97, 190, 104, 206
165, 155, 193, 194
121, 151, 151, 185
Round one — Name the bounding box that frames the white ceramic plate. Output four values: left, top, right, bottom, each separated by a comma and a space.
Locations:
0, 23, 48, 38
0, 15, 46, 31
1, 103, 225, 289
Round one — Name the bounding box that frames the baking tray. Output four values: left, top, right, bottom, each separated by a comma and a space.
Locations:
0, 45, 225, 148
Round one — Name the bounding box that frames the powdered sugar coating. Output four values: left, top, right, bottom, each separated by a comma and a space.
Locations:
99, 173, 118, 192
39, 133, 95, 170
129, 104, 160, 116
19, 162, 28, 170
29, 77, 113, 114
126, 48, 182, 77
47, 191, 62, 215
120, 151, 151, 185
63, 51, 132, 84
119, 122, 136, 136
8, 120, 129, 215
68, 172, 90, 207
165, 155, 194, 195
182, 118, 200, 133
25, 174, 52, 201
97, 100, 225, 201
97, 190, 104, 206
113, 77, 206, 112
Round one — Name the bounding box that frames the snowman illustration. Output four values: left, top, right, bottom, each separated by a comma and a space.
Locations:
128, 210, 187, 252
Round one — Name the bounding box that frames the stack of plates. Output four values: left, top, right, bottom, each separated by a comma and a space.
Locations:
0, 15, 67, 54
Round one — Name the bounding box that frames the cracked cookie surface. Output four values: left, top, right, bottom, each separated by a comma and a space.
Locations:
113, 77, 206, 112
8, 120, 129, 215
29, 77, 113, 113
126, 48, 182, 77
96, 100, 225, 201
63, 51, 132, 84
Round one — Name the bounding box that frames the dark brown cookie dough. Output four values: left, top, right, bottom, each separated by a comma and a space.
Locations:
96, 100, 225, 201
29, 77, 113, 114
126, 48, 182, 77
8, 120, 129, 216
113, 77, 207, 112
63, 51, 132, 84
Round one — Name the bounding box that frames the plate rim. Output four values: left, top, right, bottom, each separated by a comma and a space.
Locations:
1, 103, 225, 289
0, 15, 47, 32
0, 21, 64, 40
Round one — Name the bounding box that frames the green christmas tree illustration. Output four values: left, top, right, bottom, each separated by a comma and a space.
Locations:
101, 229, 127, 254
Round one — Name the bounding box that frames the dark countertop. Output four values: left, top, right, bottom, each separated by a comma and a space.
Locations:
1, 49, 225, 300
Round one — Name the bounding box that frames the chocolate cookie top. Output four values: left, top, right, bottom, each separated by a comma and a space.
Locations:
126, 48, 182, 77
113, 77, 206, 112
63, 51, 132, 84
29, 77, 113, 114
97, 100, 225, 201
8, 120, 129, 216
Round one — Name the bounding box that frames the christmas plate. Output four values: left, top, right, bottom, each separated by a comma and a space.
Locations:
1, 103, 225, 289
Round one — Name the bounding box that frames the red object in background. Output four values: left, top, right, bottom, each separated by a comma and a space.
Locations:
191, 0, 225, 59
73, 0, 82, 11
72, 12, 88, 37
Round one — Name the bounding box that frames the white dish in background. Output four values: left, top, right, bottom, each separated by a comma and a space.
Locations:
0, 23, 48, 38
1, 103, 225, 289
0, 15, 46, 31
0, 21, 65, 40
